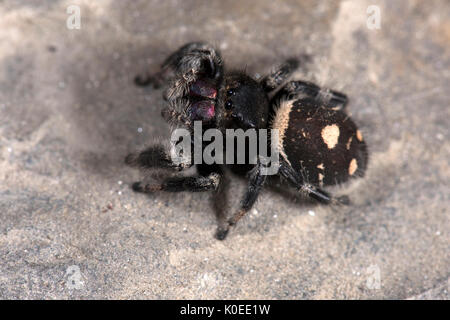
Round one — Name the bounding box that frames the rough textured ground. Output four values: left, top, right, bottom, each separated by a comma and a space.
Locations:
0, 0, 449, 299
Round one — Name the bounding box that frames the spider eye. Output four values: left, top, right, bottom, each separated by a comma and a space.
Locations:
227, 89, 235, 96
225, 100, 233, 110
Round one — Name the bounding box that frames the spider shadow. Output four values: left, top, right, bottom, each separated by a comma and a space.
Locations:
65, 42, 175, 180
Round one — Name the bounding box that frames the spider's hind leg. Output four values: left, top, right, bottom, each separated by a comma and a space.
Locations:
278, 158, 349, 205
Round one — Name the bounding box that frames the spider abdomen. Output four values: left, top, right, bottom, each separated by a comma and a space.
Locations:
272, 97, 368, 186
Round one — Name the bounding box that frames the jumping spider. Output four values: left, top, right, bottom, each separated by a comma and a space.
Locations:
126, 42, 368, 240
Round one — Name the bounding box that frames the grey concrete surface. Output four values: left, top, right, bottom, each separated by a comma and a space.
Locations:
0, 0, 449, 299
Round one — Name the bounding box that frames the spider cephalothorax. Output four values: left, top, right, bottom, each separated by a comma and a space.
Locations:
221, 72, 270, 129
127, 42, 368, 240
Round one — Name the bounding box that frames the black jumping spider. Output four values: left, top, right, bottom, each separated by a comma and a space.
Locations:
126, 42, 368, 240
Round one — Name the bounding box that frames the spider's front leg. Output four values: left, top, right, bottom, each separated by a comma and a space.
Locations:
159, 98, 194, 128
160, 97, 216, 128
272, 80, 348, 111
135, 42, 223, 98
164, 47, 223, 101
135, 42, 210, 88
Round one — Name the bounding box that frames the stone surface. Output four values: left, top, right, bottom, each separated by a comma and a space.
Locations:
0, 0, 448, 299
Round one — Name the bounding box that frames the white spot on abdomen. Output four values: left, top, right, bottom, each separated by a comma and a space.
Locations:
321, 124, 340, 149
356, 130, 363, 142
349, 158, 358, 175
